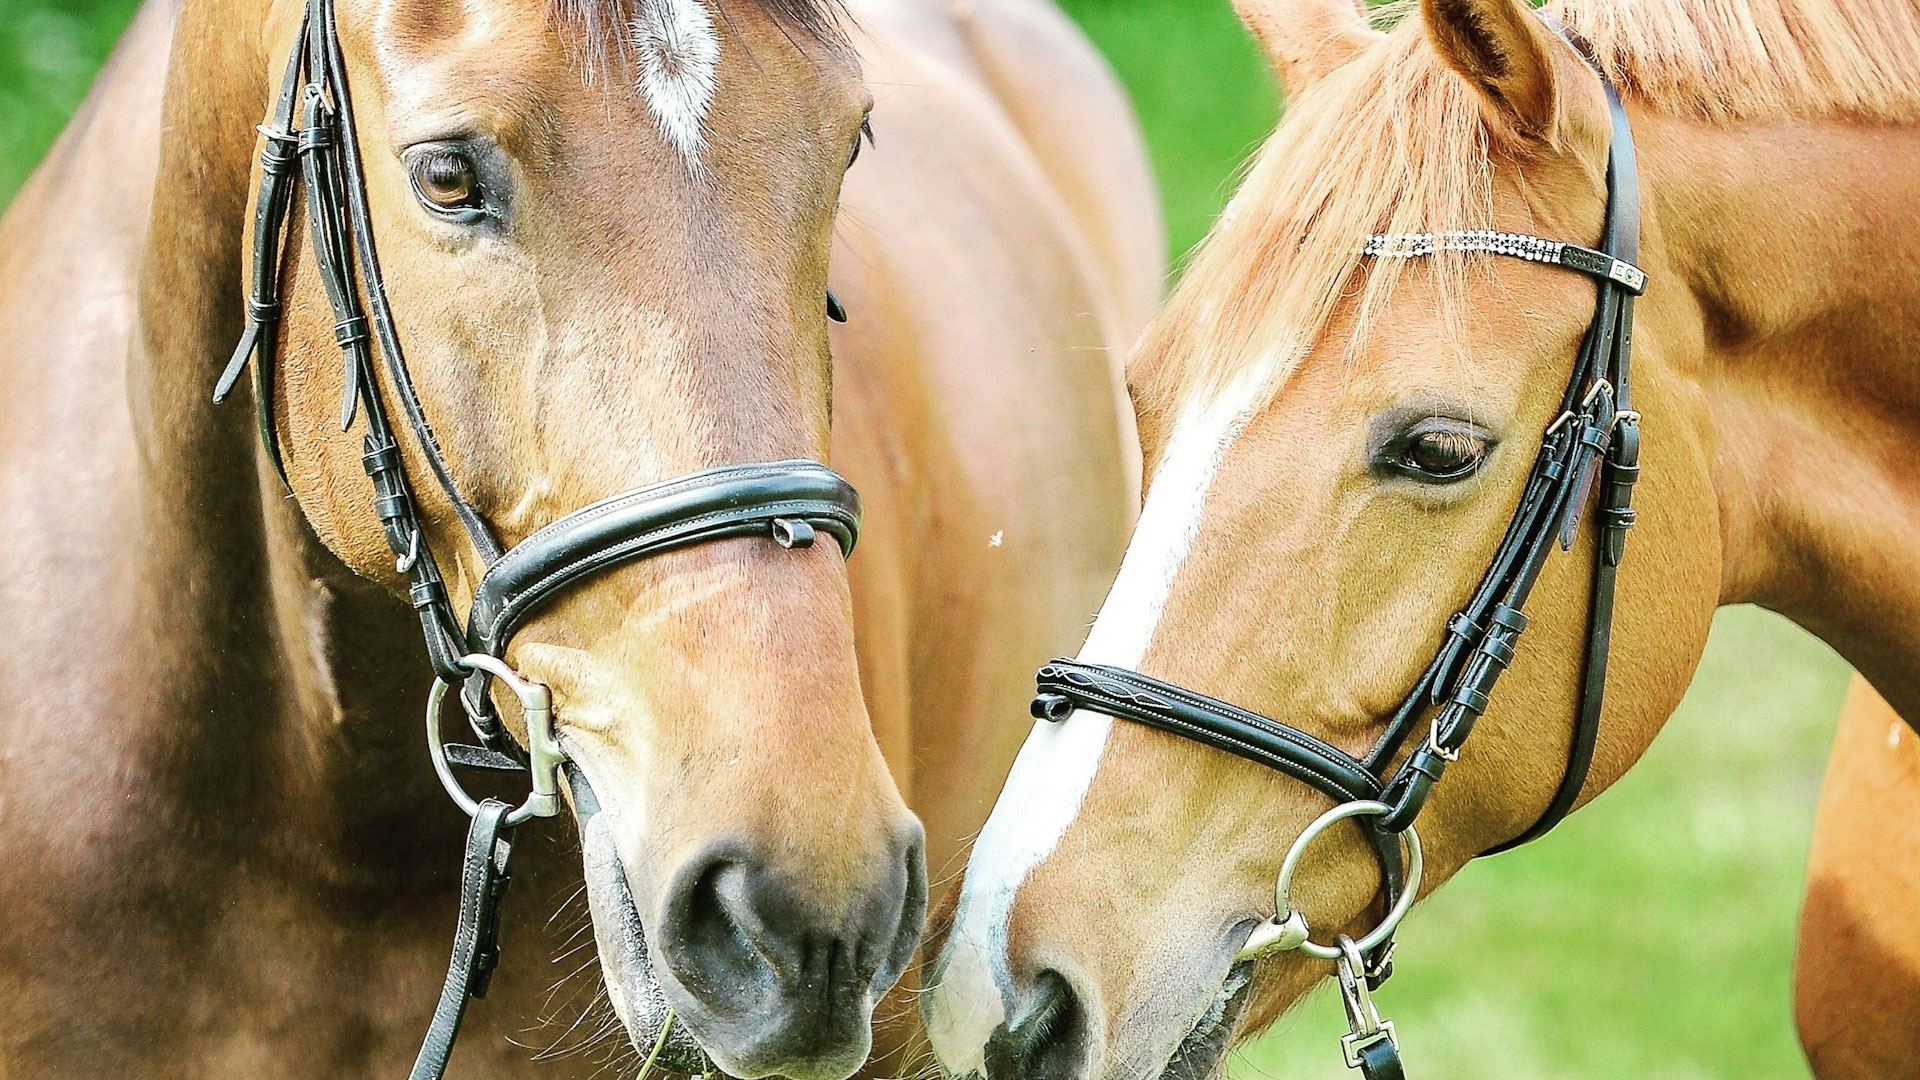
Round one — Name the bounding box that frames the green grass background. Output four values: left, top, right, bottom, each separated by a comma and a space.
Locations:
0, 1, 1854, 1076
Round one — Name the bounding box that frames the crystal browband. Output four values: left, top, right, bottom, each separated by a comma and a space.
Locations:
1364, 230, 1647, 294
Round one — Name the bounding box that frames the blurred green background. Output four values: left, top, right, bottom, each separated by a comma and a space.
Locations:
0, 0, 1853, 1077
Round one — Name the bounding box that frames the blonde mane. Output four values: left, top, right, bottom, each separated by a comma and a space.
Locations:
1131, 0, 1920, 421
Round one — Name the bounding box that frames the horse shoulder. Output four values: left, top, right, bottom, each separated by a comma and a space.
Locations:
0, 0, 172, 812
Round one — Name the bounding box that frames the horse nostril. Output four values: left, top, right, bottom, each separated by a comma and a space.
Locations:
984, 969, 1090, 1080
873, 836, 929, 995
663, 853, 779, 996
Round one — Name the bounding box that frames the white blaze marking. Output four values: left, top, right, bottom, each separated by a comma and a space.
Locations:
926, 368, 1269, 1075
631, 0, 720, 172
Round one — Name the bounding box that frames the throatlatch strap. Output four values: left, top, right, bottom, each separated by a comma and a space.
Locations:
409, 799, 516, 1080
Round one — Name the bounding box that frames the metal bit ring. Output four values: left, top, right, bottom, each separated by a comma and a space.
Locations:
1238, 800, 1424, 962
426, 653, 567, 826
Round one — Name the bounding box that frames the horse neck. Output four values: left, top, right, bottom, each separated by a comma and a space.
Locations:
131, 0, 459, 865
1648, 110, 1920, 720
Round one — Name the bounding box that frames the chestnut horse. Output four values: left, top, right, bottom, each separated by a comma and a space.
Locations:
0, 0, 1159, 1076
926, 0, 1920, 1076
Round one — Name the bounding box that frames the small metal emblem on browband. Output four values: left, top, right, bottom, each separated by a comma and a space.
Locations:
1364, 229, 1646, 294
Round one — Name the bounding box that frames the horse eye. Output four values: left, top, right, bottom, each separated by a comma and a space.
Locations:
1388, 422, 1490, 482
849, 116, 873, 169
408, 148, 483, 216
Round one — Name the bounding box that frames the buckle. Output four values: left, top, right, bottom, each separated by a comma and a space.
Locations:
1425, 716, 1462, 762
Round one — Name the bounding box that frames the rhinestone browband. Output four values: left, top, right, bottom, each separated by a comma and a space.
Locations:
1364, 230, 1646, 294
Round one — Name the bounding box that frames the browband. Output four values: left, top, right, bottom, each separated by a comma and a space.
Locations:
1364, 230, 1646, 293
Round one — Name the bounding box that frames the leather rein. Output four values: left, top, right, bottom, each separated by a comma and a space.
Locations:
215, 0, 860, 1076
1028, 36, 1644, 1080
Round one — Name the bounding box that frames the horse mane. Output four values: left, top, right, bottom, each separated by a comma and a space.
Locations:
1130, 0, 1920, 423
1564, 0, 1920, 122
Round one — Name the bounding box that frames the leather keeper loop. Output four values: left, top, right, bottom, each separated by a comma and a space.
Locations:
771, 517, 816, 549
335, 316, 370, 348
1480, 633, 1518, 669
247, 298, 281, 322
411, 579, 447, 612
375, 493, 410, 522
1606, 460, 1641, 489
1450, 683, 1492, 716
261, 144, 296, 174
1489, 604, 1529, 634
1031, 692, 1074, 722
363, 441, 404, 477
298, 123, 334, 151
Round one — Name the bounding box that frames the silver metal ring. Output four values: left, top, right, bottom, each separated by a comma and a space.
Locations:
1237, 800, 1423, 962
425, 653, 567, 827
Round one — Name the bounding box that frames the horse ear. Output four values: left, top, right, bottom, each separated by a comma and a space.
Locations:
1235, 0, 1380, 97
1421, 0, 1561, 141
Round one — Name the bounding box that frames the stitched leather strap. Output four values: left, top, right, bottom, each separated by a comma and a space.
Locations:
1484, 69, 1641, 853
213, 10, 310, 485
409, 799, 515, 1080
465, 460, 860, 656
1033, 661, 1381, 804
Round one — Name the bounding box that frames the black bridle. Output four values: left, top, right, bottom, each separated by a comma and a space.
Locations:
216, 1, 860, 1076
1028, 40, 1644, 1080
